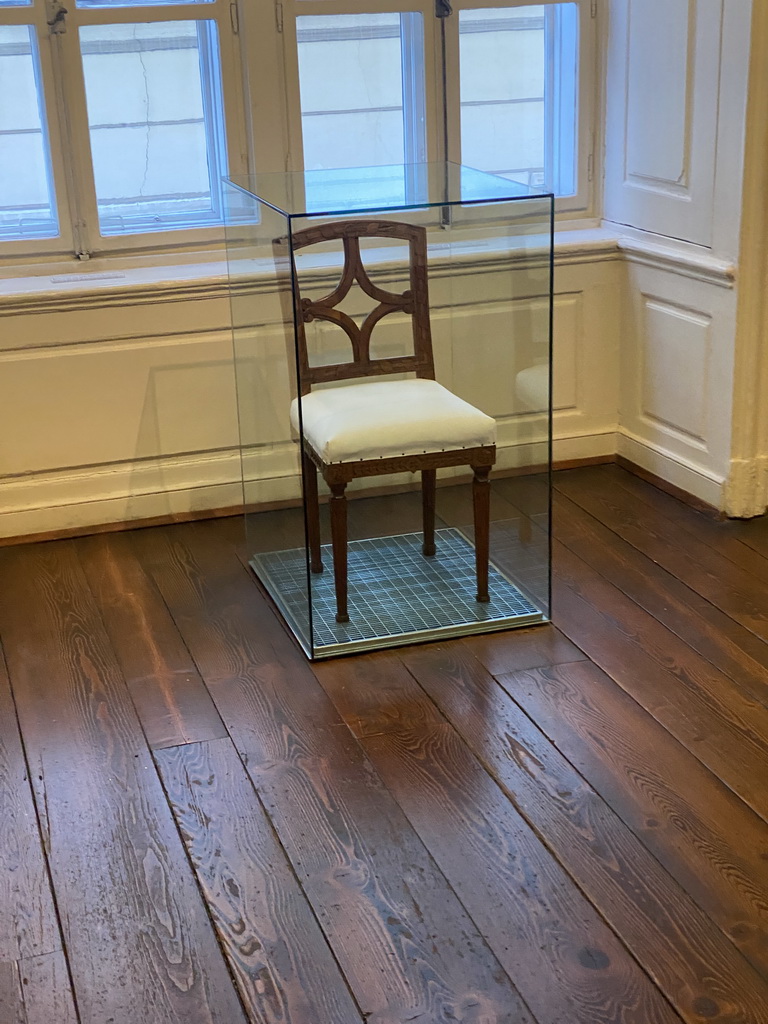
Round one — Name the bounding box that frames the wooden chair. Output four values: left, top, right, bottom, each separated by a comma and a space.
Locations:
285, 219, 497, 623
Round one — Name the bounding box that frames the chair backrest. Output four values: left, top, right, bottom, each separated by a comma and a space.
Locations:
287, 219, 435, 395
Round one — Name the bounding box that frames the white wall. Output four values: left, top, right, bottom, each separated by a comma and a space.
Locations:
604, 0, 754, 509
0, 244, 620, 539
1, 0, 763, 539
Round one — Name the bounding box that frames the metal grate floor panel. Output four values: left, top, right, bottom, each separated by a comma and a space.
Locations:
251, 528, 545, 657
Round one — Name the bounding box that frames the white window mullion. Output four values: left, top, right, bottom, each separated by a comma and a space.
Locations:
438, 1, 460, 165
235, 0, 291, 178
49, 6, 100, 256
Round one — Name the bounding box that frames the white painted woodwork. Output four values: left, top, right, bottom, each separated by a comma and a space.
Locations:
604, 0, 722, 246
0, 248, 619, 538
625, 0, 691, 189
639, 297, 711, 447
617, 260, 738, 505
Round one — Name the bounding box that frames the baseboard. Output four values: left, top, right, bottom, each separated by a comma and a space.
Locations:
616, 430, 725, 511
614, 456, 720, 517
0, 449, 243, 543
0, 432, 619, 545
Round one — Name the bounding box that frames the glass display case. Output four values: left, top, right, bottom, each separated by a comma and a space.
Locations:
224, 163, 553, 659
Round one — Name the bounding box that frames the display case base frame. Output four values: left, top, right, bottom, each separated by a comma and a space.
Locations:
251, 527, 547, 659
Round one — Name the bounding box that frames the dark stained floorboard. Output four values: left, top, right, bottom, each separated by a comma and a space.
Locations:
0, 643, 60, 963
554, 468, 768, 644
720, 512, 768, 560
401, 642, 768, 1024
551, 491, 768, 709
552, 541, 768, 822
1, 471, 768, 1024
599, 465, 768, 583
0, 542, 246, 1024
134, 521, 535, 1024
77, 532, 228, 749
11, 951, 78, 1024
500, 661, 768, 977
155, 737, 364, 1024
313, 652, 682, 1024
462, 624, 586, 677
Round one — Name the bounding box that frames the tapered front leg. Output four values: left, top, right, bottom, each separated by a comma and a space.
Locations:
472, 465, 491, 603
302, 450, 323, 573
422, 469, 436, 556
329, 481, 349, 623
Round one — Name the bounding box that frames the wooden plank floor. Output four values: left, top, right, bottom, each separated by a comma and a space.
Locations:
1, 465, 768, 1024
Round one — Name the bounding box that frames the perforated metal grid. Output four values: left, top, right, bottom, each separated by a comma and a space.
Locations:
251, 528, 544, 657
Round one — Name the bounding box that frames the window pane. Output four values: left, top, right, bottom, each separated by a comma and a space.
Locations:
297, 13, 426, 173
0, 26, 59, 240
460, 4, 578, 195
79, 21, 228, 236
0, 0, 33, 7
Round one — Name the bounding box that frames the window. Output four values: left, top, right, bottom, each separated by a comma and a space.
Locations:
279, 0, 594, 211
456, 5, 579, 194
0, 0, 594, 259
0, 23, 58, 241
0, 0, 242, 257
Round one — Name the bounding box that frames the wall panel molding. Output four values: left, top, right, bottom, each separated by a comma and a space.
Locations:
605, 0, 724, 245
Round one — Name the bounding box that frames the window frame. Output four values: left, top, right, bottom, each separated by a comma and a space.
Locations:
0, 2, 77, 260
440, 0, 596, 215
278, 0, 444, 177
0, 0, 248, 261
274, 0, 597, 218
0, 0, 598, 265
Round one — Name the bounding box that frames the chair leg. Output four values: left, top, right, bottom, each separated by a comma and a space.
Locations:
329, 481, 349, 623
472, 465, 491, 603
302, 450, 323, 573
422, 469, 436, 556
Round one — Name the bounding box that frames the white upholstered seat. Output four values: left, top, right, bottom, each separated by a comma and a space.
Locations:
290, 377, 496, 464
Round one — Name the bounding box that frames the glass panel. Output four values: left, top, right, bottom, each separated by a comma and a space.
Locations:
296, 13, 426, 184
227, 162, 533, 218
225, 166, 553, 658
224, 182, 314, 654
0, 26, 59, 240
0, 0, 33, 7
460, 3, 578, 195
79, 20, 227, 235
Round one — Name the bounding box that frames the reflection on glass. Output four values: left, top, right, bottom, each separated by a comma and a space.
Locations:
0, 26, 58, 240
79, 21, 227, 235
460, 4, 578, 195
296, 12, 426, 200
228, 162, 534, 219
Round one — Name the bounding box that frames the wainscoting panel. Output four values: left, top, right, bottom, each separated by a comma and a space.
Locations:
605, 0, 723, 245
0, 257, 617, 538
618, 262, 738, 507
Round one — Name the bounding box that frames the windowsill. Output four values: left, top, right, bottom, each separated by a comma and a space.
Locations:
0, 221, 736, 312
